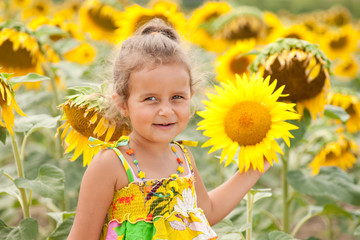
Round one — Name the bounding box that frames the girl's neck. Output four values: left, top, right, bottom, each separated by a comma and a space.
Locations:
128, 132, 172, 156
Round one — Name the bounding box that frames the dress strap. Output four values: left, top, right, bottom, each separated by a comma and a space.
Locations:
171, 140, 197, 174
88, 136, 135, 183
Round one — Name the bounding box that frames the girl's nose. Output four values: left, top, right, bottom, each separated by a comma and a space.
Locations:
159, 102, 174, 116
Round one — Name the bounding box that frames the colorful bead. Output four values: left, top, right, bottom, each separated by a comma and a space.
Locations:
170, 173, 179, 179
138, 171, 146, 179
127, 140, 186, 198
145, 185, 152, 193
126, 148, 134, 156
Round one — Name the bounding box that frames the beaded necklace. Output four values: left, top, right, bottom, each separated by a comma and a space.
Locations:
126, 141, 184, 198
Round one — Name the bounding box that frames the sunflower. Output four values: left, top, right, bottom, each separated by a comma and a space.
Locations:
250, 38, 331, 119
12, 0, 31, 9
211, 6, 267, 45
28, 14, 83, 41
269, 24, 316, 44
216, 39, 257, 82
188, 1, 231, 52
64, 42, 96, 65
56, 91, 130, 166
79, 0, 123, 43
0, 27, 45, 78
0, 73, 26, 135
319, 25, 358, 60
309, 135, 358, 175
118, 1, 187, 41
328, 92, 360, 133
299, 15, 327, 35
56, 0, 83, 20
197, 74, 300, 173
21, 0, 52, 20
262, 11, 283, 44
321, 6, 352, 27
333, 55, 359, 79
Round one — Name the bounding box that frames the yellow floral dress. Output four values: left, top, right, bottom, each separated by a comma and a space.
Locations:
97, 137, 218, 240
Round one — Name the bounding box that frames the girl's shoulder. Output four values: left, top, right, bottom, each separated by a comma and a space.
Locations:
85, 148, 129, 190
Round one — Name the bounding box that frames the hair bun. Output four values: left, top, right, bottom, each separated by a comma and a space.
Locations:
137, 18, 180, 42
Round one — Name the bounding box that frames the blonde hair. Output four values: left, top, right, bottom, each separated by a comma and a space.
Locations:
104, 18, 196, 125
113, 18, 194, 101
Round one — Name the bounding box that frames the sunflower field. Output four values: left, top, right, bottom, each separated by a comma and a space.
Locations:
1, 0, 360, 239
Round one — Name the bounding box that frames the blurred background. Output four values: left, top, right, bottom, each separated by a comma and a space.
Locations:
0, 0, 359, 239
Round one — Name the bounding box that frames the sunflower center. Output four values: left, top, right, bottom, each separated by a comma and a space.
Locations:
0, 40, 35, 68
230, 57, 250, 74
330, 36, 347, 49
264, 52, 326, 102
136, 15, 173, 30
285, 33, 301, 39
345, 104, 355, 115
63, 103, 130, 141
221, 17, 264, 41
63, 104, 97, 137
224, 101, 271, 145
35, 4, 45, 13
88, 6, 118, 31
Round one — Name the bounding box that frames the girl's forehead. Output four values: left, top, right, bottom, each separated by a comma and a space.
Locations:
129, 63, 191, 90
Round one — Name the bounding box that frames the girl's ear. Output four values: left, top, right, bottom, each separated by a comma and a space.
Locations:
112, 93, 128, 117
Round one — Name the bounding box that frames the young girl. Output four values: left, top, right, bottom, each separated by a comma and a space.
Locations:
68, 18, 270, 240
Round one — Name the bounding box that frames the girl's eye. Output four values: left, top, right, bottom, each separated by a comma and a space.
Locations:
172, 95, 184, 100
145, 96, 157, 101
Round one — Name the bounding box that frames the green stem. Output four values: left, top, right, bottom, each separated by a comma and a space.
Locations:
291, 212, 317, 237
20, 130, 34, 162
260, 209, 281, 229
246, 193, 253, 240
10, 134, 30, 218
2, 171, 15, 182
328, 216, 334, 240
281, 151, 290, 233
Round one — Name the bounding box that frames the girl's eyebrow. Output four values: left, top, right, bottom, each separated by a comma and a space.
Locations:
139, 90, 189, 98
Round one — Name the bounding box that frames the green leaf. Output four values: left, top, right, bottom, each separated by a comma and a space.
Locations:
247, 188, 272, 203
14, 114, 60, 133
287, 167, 360, 206
14, 164, 64, 200
268, 231, 297, 240
320, 204, 353, 219
34, 25, 68, 39
354, 225, 360, 236
48, 212, 76, 227
287, 109, 311, 147
53, 38, 81, 54
0, 218, 38, 240
0, 127, 6, 144
10, 73, 50, 85
0, 185, 22, 202
48, 216, 74, 240
324, 105, 350, 123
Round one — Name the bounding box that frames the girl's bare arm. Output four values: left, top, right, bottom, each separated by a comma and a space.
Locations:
189, 150, 271, 226
67, 150, 126, 240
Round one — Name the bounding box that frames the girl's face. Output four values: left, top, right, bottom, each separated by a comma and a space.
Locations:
116, 63, 193, 144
